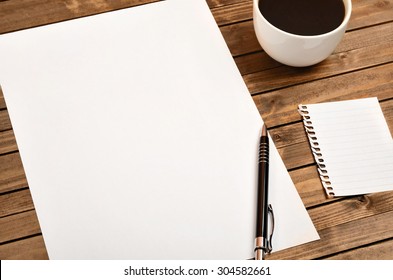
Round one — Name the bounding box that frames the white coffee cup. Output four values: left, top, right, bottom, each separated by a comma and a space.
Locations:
253, 0, 352, 67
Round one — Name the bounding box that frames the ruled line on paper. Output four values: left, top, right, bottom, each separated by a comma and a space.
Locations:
300, 97, 393, 197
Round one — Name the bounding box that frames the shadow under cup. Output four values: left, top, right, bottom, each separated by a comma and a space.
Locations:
253, 0, 352, 67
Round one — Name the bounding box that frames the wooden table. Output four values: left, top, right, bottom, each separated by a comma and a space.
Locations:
1, 0, 392, 260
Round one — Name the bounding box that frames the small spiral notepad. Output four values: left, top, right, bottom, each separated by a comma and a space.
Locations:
299, 98, 393, 197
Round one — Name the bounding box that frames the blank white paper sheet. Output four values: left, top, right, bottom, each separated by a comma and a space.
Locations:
299, 98, 393, 197
0, 0, 319, 259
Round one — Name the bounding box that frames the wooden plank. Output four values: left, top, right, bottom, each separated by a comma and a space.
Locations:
0, 210, 41, 243
220, 21, 259, 56
0, 87, 5, 109
267, 210, 393, 259
0, 110, 12, 131
211, 1, 252, 26
235, 52, 280, 77
220, 0, 393, 57
290, 165, 328, 208
0, 129, 17, 155
309, 191, 393, 231
254, 63, 393, 128
0, 235, 48, 260
269, 122, 307, 149
0, 0, 249, 34
244, 40, 393, 94
0, 153, 27, 194
213, 0, 393, 30
0, 189, 34, 218
381, 98, 393, 134
336, 21, 393, 54
0, 97, 4, 110
278, 141, 314, 170
349, 0, 393, 31
325, 238, 393, 259
207, 0, 249, 9
0, 0, 159, 34
235, 21, 393, 75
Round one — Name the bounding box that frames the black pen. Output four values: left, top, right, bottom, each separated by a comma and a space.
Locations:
255, 124, 274, 260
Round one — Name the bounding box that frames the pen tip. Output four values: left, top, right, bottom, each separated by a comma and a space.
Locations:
262, 124, 267, 136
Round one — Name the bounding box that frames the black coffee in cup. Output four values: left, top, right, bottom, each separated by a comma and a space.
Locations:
258, 0, 345, 36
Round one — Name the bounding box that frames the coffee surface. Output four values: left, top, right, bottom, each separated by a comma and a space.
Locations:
259, 0, 345, 36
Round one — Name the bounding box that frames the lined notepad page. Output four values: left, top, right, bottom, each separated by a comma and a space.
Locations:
299, 98, 393, 197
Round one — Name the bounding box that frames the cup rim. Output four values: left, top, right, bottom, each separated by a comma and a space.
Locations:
253, 0, 352, 39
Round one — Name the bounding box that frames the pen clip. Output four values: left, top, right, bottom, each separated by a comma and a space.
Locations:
266, 204, 274, 253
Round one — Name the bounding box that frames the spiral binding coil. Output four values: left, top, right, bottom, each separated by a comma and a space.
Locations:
298, 105, 335, 197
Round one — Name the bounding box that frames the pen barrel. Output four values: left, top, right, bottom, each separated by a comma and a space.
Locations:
256, 135, 269, 238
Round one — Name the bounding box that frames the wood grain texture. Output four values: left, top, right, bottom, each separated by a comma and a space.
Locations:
212, 0, 393, 30
309, 192, 393, 231
235, 20, 393, 76
0, 235, 48, 260
269, 123, 307, 149
0, 210, 41, 244
0, 110, 12, 131
349, 0, 393, 30
254, 63, 393, 128
325, 238, 393, 260
206, 0, 249, 9
0, 189, 34, 218
211, 1, 252, 26
220, 21, 259, 56
290, 166, 330, 208
220, 0, 393, 57
244, 40, 393, 94
0, 88, 5, 109
0, 0, 255, 34
267, 210, 393, 259
0, 153, 27, 194
0, 0, 159, 34
0, 129, 17, 154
